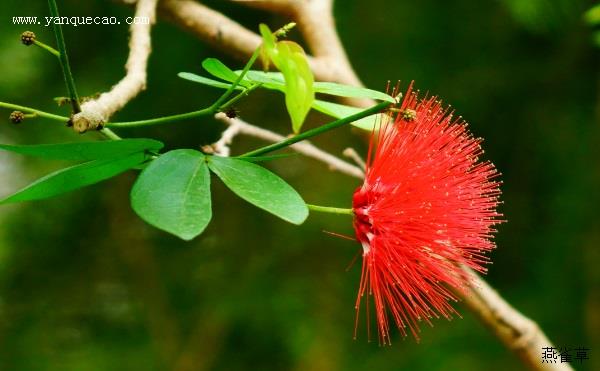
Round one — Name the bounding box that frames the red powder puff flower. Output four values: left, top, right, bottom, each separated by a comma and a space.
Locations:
352, 83, 503, 343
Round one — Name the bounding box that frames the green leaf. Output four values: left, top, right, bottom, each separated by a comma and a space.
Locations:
0, 152, 146, 204
178, 72, 241, 90
235, 70, 394, 102
258, 24, 314, 132
313, 82, 395, 102
259, 24, 277, 51
259, 24, 277, 70
201, 58, 252, 88
207, 155, 308, 225
131, 149, 212, 241
242, 71, 285, 90
269, 41, 315, 133
0, 139, 163, 161
311, 100, 380, 130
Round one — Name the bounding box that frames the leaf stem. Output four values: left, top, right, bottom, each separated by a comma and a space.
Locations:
239, 100, 392, 158
0, 101, 121, 140
100, 128, 122, 140
48, 0, 81, 113
306, 204, 353, 216
0, 101, 68, 122
218, 83, 261, 112
33, 40, 60, 57
106, 108, 213, 128
209, 48, 260, 110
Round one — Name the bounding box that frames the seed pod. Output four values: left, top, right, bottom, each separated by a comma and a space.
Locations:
21, 31, 36, 46
9, 111, 25, 124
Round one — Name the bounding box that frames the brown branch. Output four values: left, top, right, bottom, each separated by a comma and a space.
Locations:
211, 119, 242, 156
342, 147, 366, 170
456, 268, 572, 371
72, 0, 158, 132
159, 0, 262, 61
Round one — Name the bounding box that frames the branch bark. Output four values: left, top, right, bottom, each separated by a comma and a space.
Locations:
456, 267, 571, 371
72, 0, 158, 133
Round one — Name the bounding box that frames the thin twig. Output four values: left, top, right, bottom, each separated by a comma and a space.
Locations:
214, 113, 365, 178
343, 147, 366, 170
212, 121, 242, 156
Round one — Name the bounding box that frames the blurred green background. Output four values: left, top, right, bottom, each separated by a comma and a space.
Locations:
0, 0, 598, 370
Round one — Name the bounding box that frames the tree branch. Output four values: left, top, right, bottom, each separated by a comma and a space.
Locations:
158, 0, 262, 61
211, 119, 242, 156
72, 0, 158, 133
456, 267, 572, 371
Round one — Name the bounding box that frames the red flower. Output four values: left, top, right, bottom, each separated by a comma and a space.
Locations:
352, 83, 503, 343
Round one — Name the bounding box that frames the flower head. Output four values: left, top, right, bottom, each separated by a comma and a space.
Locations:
352, 83, 502, 343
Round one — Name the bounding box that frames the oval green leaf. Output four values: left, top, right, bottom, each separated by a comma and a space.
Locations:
178, 72, 241, 90
131, 149, 212, 241
207, 155, 308, 225
201, 58, 252, 88
0, 152, 146, 204
269, 41, 314, 133
243, 71, 285, 89
0, 138, 163, 161
313, 82, 395, 102
259, 23, 277, 70
311, 99, 381, 130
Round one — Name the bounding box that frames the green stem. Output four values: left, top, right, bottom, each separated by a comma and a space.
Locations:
48, 0, 81, 113
307, 204, 353, 216
0, 101, 68, 122
106, 108, 213, 129
33, 40, 60, 57
209, 48, 260, 110
219, 83, 261, 112
99, 128, 122, 140
0, 101, 121, 140
106, 82, 261, 129
239, 100, 392, 158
